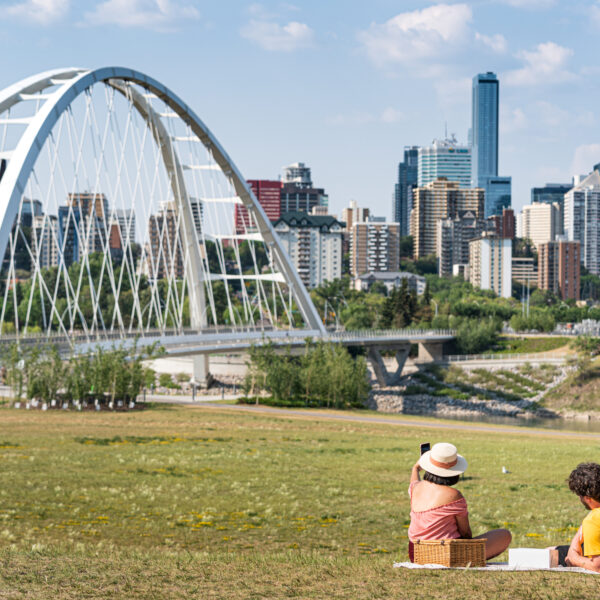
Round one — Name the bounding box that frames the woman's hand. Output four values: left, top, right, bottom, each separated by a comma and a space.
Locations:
410, 460, 422, 483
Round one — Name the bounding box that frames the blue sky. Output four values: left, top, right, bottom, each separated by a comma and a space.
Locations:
1, 0, 600, 219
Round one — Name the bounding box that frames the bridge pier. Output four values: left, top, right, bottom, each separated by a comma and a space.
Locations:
367, 343, 410, 386
192, 354, 213, 389
417, 341, 444, 363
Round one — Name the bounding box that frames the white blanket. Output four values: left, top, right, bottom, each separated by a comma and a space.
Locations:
393, 562, 597, 574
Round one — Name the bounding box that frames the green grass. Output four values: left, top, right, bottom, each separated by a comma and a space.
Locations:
493, 336, 570, 355
0, 405, 598, 598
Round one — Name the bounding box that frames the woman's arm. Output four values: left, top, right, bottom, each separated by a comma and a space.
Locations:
410, 461, 421, 484
456, 513, 472, 539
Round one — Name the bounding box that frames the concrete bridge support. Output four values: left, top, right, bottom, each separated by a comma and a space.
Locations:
417, 341, 444, 363
367, 343, 411, 386
192, 354, 213, 389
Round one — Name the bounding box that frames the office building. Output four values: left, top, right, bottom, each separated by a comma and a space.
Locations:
532, 182, 572, 205
518, 202, 561, 249
280, 162, 328, 214
272, 212, 343, 288
469, 234, 512, 298
564, 170, 600, 275
410, 178, 484, 259
471, 72, 512, 216
282, 162, 312, 187
147, 202, 184, 280
418, 136, 471, 189
32, 215, 59, 268
394, 146, 419, 236
480, 175, 512, 218
436, 210, 488, 277
351, 222, 400, 276
538, 240, 580, 300
19, 198, 42, 228
471, 73, 498, 185
235, 179, 282, 234
511, 256, 537, 286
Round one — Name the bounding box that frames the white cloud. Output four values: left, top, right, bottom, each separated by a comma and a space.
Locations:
475, 32, 507, 53
380, 107, 404, 123
571, 144, 600, 176
5, 0, 68, 24
504, 42, 574, 86
85, 0, 199, 29
357, 3, 472, 68
500, 106, 527, 134
241, 19, 314, 51
498, 0, 555, 7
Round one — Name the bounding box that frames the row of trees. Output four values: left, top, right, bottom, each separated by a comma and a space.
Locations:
244, 341, 369, 409
3, 341, 162, 405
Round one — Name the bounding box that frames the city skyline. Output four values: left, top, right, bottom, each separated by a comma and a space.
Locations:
1, 1, 600, 220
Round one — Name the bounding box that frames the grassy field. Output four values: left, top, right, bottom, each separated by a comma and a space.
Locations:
0, 404, 599, 598
492, 336, 571, 355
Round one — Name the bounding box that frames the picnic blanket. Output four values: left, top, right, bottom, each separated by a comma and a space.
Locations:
393, 562, 598, 574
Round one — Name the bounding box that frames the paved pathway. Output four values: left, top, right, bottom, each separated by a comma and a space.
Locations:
190, 402, 600, 440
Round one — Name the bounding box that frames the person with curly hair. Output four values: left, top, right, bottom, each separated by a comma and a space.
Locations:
555, 463, 600, 571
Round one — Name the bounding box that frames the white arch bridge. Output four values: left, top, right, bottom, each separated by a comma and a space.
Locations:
0, 66, 453, 384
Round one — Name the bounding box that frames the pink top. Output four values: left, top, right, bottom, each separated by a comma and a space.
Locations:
407, 481, 468, 541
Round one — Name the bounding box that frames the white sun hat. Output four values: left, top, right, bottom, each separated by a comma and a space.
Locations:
419, 442, 468, 477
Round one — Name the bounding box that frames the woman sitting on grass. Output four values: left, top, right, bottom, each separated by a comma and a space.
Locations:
408, 442, 511, 561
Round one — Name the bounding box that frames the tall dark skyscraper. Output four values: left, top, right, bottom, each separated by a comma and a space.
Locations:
471, 72, 511, 217
472, 72, 499, 183
394, 146, 419, 236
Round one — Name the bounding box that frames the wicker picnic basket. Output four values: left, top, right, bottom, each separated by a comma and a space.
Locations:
413, 539, 486, 567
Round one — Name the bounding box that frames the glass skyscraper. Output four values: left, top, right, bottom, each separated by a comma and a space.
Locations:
471, 71, 511, 217
418, 137, 472, 189
472, 72, 498, 184
394, 146, 419, 237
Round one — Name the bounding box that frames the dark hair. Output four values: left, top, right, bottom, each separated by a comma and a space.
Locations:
423, 471, 460, 486
568, 463, 600, 502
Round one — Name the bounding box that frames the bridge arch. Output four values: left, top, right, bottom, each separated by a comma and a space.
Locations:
0, 67, 324, 340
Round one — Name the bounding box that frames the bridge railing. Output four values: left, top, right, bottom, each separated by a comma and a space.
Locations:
444, 351, 567, 362
328, 329, 456, 341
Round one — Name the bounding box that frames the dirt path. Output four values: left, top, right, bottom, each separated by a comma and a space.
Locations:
195, 402, 600, 440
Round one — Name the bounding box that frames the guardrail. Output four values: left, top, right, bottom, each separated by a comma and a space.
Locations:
444, 351, 567, 362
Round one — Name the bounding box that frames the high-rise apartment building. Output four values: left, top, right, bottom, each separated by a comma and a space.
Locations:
341, 200, 369, 232
32, 214, 59, 268
469, 234, 512, 298
147, 202, 184, 280
351, 222, 400, 276
410, 178, 484, 259
471, 73, 498, 186
531, 183, 571, 235
394, 146, 419, 236
272, 212, 343, 288
418, 137, 471, 189
564, 170, 600, 275
235, 180, 282, 234
538, 240, 580, 300
282, 162, 312, 187
488, 208, 515, 240
113, 209, 136, 247
518, 202, 561, 248
57, 193, 109, 266
436, 210, 488, 277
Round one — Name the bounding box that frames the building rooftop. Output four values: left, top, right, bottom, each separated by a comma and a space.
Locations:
273, 211, 344, 229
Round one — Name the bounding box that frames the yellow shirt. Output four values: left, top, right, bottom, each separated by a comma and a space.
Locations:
582, 508, 600, 557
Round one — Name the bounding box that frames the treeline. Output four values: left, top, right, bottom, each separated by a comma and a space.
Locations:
3, 341, 162, 406
243, 341, 369, 409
